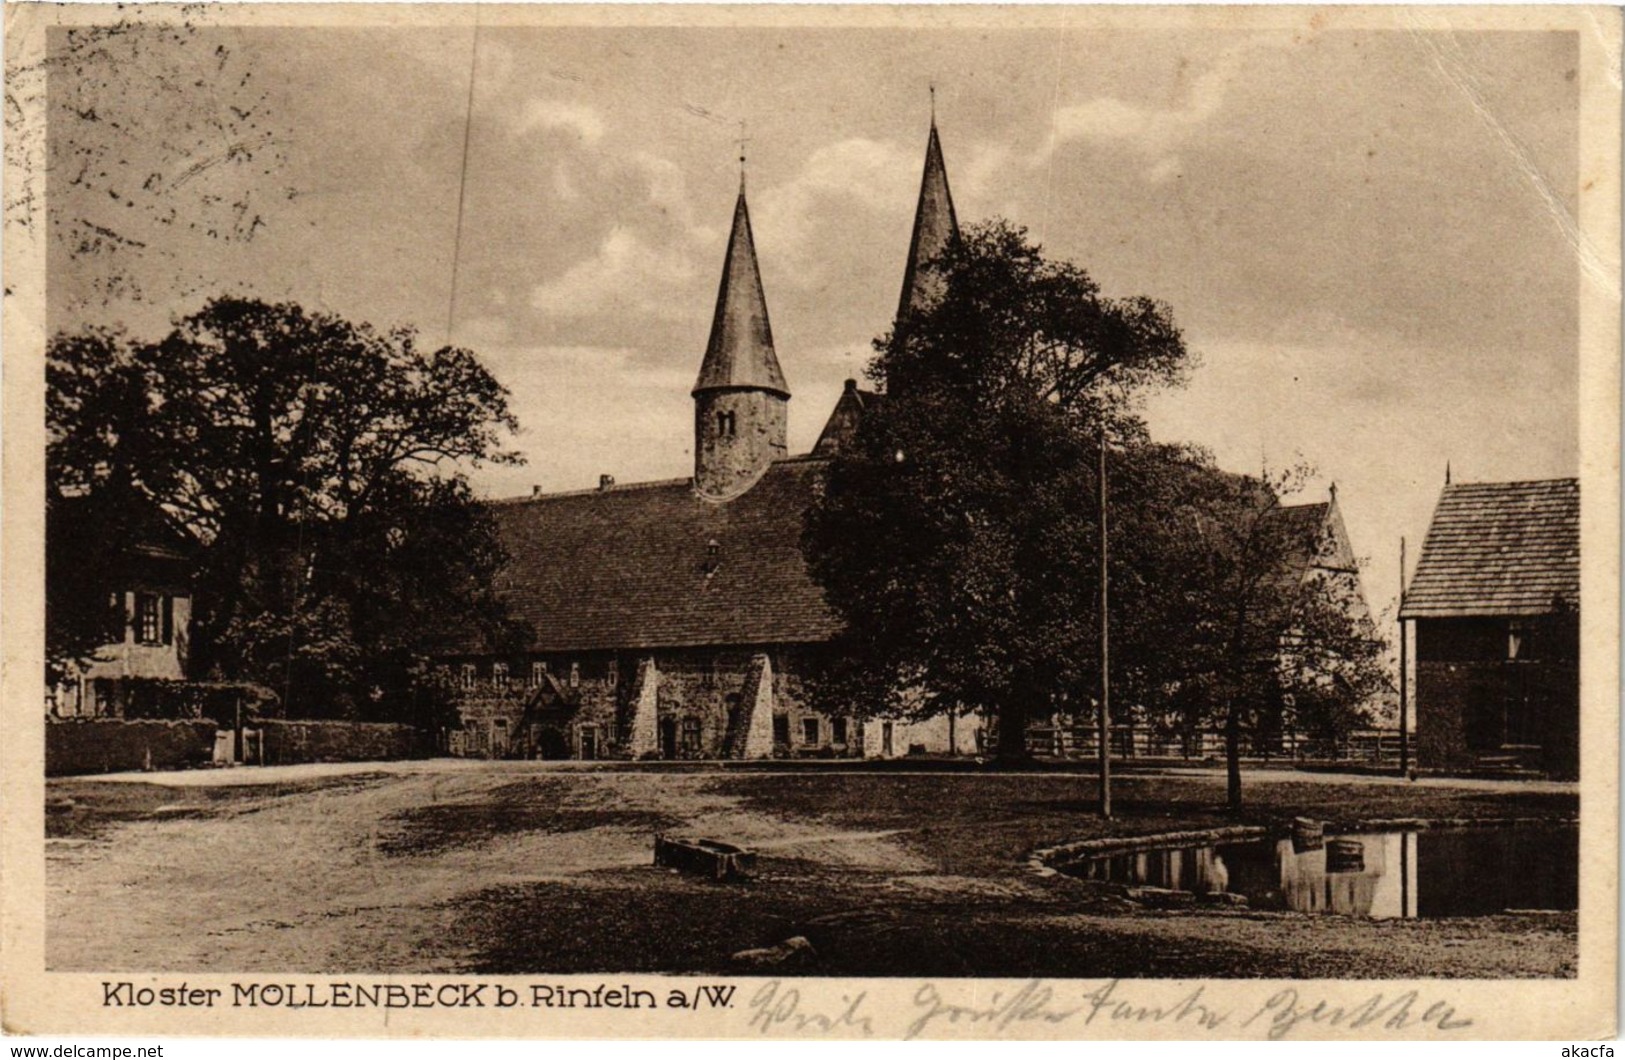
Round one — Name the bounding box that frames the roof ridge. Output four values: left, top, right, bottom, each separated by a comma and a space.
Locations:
490, 476, 695, 504
448, 453, 842, 655
489, 456, 830, 506
1444, 477, 1578, 490
1402, 475, 1581, 619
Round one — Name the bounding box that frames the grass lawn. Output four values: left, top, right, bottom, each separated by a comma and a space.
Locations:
445, 770, 1578, 978
708, 771, 1577, 878
47, 765, 1579, 977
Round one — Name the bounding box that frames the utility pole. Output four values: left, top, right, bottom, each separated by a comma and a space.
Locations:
1398, 536, 1409, 777
1098, 432, 1112, 818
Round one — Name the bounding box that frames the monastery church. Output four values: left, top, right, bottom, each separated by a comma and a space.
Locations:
444, 119, 979, 760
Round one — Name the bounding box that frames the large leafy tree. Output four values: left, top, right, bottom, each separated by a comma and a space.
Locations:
805, 221, 1387, 807
805, 221, 1189, 762
1114, 461, 1390, 810
47, 296, 526, 719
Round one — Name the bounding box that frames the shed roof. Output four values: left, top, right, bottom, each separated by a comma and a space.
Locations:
1399, 478, 1579, 619
481, 457, 840, 654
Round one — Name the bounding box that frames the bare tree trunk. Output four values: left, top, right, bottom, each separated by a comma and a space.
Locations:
1225, 702, 1243, 813
997, 699, 1030, 764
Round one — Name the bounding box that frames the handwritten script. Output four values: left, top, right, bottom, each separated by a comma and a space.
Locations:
747, 981, 875, 1037
744, 978, 1474, 1040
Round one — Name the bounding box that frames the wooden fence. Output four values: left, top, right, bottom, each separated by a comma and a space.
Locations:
1024, 724, 1404, 767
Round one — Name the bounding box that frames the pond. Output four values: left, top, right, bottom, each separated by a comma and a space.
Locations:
1062, 825, 1578, 918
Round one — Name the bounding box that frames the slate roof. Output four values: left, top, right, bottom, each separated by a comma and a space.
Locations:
1257, 496, 1363, 614
812, 380, 885, 455
484, 457, 840, 654
48, 491, 200, 586
898, 121, 960, 322
1264, 502, 1330, 578
49, 492, 199, 563
1252, 501, 1329, 618
1399, 478, 1580, 619
692, 185, 789, 398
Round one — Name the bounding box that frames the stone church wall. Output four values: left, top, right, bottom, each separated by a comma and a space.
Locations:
693, 390, 788, 499
444, 645, 859, 759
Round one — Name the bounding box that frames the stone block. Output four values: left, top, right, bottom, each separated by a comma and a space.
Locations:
731, 936, 815, 967
1124, 886, 1197, 909
653, 834, 757, 881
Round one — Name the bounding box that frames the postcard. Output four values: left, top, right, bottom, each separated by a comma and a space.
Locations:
3, 2, 1618, 1041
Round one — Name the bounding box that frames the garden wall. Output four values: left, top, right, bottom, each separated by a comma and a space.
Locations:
46, 719, 217, 776
256, 720, 428, 764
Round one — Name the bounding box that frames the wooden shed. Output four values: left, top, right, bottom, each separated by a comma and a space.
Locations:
1399, 478, 1579, 776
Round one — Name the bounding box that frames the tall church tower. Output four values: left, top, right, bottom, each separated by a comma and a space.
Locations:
693, 177, 789, 500
897, 117, 960, 322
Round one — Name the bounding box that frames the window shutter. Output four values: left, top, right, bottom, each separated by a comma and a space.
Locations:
161, 596, 174, 645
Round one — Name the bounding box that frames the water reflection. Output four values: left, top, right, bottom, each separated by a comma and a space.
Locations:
1070, 827, 1577, 919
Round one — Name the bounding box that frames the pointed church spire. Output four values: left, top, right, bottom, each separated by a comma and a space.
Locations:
693, 185, 789, 397
897, 114, 960, 322
693, 177, 790, 500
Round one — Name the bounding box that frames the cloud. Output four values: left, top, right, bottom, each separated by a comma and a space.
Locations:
1146, 156, 1183, 185
753, 137, 918, 267
450, 314, 515, 348
1035, 39, 1277, 177
955, 140, 1016, 208
487, 343, 691, 392
629, 151, 715, 244
1142, 330, 1577, 623
503, 117, 716, 323
551, 164, 580, 202
516, 98, 606, 144
472, 344, 697, 495
529, 227, 700, 319
474, 340, 863, 497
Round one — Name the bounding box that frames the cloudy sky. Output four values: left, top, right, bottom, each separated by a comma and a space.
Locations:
46, 13, 1588, 618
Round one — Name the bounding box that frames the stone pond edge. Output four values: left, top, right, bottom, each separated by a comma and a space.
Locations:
1027, 814, 1580, 880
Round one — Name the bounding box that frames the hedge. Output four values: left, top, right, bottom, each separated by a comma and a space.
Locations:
46, 719, 218, 776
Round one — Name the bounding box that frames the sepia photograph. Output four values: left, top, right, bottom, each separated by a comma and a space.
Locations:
2, 2, 1618, 1041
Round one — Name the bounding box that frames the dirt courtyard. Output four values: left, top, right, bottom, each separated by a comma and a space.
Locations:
46, 762, 1580, 977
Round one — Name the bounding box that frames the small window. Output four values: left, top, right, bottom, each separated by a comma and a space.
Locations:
802, 718, 820, 745
832, 717, 848, 744
493, 717, 507, 729
135, 593, 162, 645
529, 661, 547, 687
717, 410, 737, 438
607, 658, 619, 686
772, 715, 790, 745
492, 662, 509, 689
569, 661, 580, 688
459, 663, 476, 689
680, 716, 702, 753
